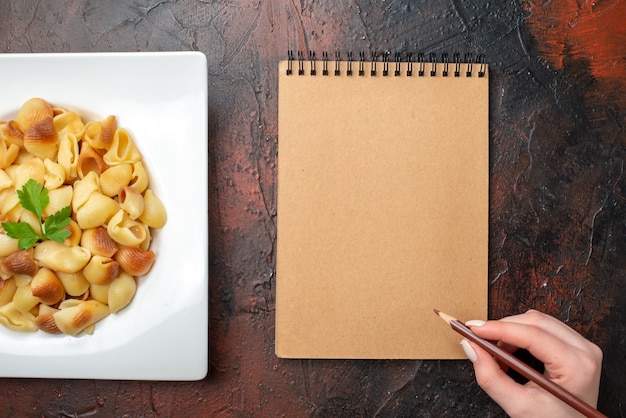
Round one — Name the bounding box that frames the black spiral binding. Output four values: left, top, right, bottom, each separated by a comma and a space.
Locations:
286, 50, 486, 78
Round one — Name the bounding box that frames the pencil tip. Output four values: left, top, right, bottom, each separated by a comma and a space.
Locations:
434, 310, 456, 326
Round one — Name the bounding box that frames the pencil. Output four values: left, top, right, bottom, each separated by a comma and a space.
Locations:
434, 309, 607, 418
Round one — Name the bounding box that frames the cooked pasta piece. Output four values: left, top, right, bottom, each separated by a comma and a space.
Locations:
100, 163, 132, 197
30, 267, 65, 306
80, 227, 118, 258
83, 255, 119, 285
14, 98, 54, 133
77, 142, 108, 178
9, 157, 45, 189
57, 133, 80, 179
103, 128, 141, 165
83, 115, 116, 150
0, 169, 13, 192
119, 186, 144, 220
56, 271, 90, 297
23, 117, 58, 160
53, 299, 109, 336
13, 285, 40, 313
62, 220, 83, 247
114, 246, 155, 276
0, 277, 17, 306
129, 161, 149, 193
108, 272, 136, 313
53, 110, 84, 140
42, 185, 73, 218
0, 234, 20, 258
35, 304, 61, 334
33, 241, 91, 273
75, 191, 119, 230
43, 158, 66, 189
139, 189, 167, 228
0, 138, 19, 169
0, 301, 37, 332
107, 210, 147, 247
89, 282, 110, 305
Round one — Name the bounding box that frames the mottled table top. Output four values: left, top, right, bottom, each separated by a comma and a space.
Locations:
0, 0, 624, 416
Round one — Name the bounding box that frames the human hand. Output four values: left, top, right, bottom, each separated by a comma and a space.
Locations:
460, 309, 603, 418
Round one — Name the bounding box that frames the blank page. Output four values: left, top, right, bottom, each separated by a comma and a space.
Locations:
276, 58, 489, 359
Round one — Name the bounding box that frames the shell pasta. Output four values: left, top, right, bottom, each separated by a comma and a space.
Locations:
0, 98, 167, 336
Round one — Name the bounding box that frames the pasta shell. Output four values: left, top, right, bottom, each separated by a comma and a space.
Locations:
103, 128, 141, 165
33, 240, 91, 273
57, 133, 80, 179
0, 121, 24, 149
57, 298, 82, 309
107, 210, 147, 247
80, 227, 118, 258
0, 169, 12, 192
75, 192, 119, 230
129, 161, 148, 193
77, 142, 109, 178
42, 185, 73, 218
114, 246, 155, 276
0, 138, 19, 169
83, 115, 116, 150
30, 267, 65, 305
35, 304, 61, 334
100, 163, 132, 197
53, 110, 85, 140
89, 282, 109, 304
11, 156, 45, 189
56, 271, 90, 297
72, 170, 99, 211
0, 277, 17, 306
24, 117, 59, 160
62, 220, 82, 247
139, 189, 167, 228
83, 255, 119, 285
13, 285, 40, 313
53, 299, 109, 336
108, 272, 136, 313
13, 274, 32, 287
119, 186, 144, 220
0, 249, 37, 277
0, 233, 20, 258
14, 98, 54, 133
138, 224, 152, 251
0, 301, 37, 332
43, 158, 66, 190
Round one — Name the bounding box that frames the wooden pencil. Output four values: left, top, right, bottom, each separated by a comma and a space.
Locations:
434, 309, 607, 418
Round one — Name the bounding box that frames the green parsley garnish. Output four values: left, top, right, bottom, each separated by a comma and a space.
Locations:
1, 179, 72, 250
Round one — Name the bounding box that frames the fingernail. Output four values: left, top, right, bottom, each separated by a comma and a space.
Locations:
461, 339, 477, 363
465, 319, 486, 327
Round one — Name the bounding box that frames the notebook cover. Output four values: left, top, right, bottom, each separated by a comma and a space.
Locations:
276, 59, 488, 359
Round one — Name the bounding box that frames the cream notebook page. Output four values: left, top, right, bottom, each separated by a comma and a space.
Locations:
276, 57, 488, 359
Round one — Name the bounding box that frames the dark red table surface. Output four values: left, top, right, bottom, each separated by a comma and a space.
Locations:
1, 1, 625, 416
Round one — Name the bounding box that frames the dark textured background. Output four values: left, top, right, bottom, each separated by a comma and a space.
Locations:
1, 0, 625, 416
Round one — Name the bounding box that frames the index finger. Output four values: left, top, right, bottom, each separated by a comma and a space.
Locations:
498, 310, 592, 352
469, 320, 574, 370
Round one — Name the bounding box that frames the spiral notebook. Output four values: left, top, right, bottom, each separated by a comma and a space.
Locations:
276, 52, 489, 359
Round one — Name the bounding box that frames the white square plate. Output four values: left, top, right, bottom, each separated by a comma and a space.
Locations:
0, 52, 208, 380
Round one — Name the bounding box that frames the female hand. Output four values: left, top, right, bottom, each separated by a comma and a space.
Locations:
461, 309, 603, 418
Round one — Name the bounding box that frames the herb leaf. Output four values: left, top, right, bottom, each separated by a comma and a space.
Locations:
1, 180, 72, 250
1, 222, 40, 250
43, 206, 72, 242
17, 179, 48, 221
